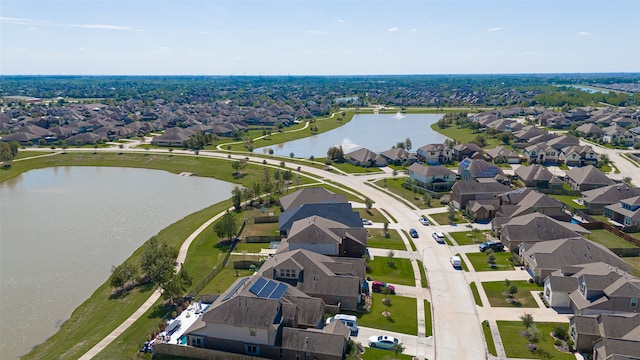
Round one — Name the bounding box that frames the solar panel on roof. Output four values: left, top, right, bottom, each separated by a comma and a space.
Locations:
249, 277, 267, 295
257, 280, 277, 298
222, 277, 248, 301
269, 283, 288, 300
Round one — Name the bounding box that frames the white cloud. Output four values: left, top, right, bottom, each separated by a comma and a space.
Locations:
578, 31, 591, 36
337, 19, 344, 24
306, 30, 328, 35
160, 46, 170, 51
70, 24, 134, 31
487, 27, 501, 32
409, 28, 417, 33
388, 27, 398, 32
1, 16, 51, 26
1, 16, 139, 31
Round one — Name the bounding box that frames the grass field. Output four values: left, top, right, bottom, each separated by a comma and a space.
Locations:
466, 252, 515, 272
482, 321, 497, 356
449, 230, 488, 246
482, 280, 543, 308
424, 299, 433, 337
430, 123, 500, 148
350, 293, 418, 336
585, 229, 638, 249
417, 260, 428, 288
548, 194, 586, 210
330, 161, 385, 174
361, 347, 414, 360
623, 256, 640, 277
497, 321, 575, 360
366, 257, 415, 286
470, 282, 483, 306
360, 208, 393, 223
429, 211, 467, 225
367, 229, 409, 250
372, 177, 438, 209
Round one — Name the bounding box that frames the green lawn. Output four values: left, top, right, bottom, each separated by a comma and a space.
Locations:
367, 230, 408, 250
429, 211, 466, 225
623, 256, 640, 277
361, 347, 414, 360
470, 282, 483, 306
466, 252, 515, 272
417, 260, 428, 288
497, 321, 575, 360
366, 257, 415, 286
330, 161, 385, 174
373, 177, 435, 209
430, 123, 500, 148
360, 208, 392, 223
424, 299, 433, 337
454, 253, 470, 272
482, 321, 497, 356
449, 230, 488, 246
14, 150, 51, 159
585, 229, 638, 249
548, 194, 586, 210
482, 280, 543, 308
197, 268, 255, 295
351, 293, 418, 336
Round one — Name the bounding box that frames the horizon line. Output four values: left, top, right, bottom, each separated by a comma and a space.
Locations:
1, 72, 640, 77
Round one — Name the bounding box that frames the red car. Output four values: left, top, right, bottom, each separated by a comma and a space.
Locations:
372, 281, 396, 295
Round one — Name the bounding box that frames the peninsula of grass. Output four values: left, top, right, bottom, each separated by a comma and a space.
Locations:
497, 321, 575, 360
429, 211, 466, 225
329, 161, 385, 174
417, 260, 428, 288
482, 321, 497, 356
585, 229, 638, 249
482, 280, 543, 308
361, 347, 414, 360
430, 123, 500, 148
424, 299, 433, 336
466, 252, 515, 272
449, 230, 488, 246
373, 177, 434, 209
22, 200, 232, 360
455, 253, 470, 272
366, 257, 415, 286
360, 208, 391, 223
367, 230, 408, 251
469, 282, 483, 306
351, 293, 418, 335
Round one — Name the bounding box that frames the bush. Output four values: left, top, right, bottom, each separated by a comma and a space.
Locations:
554, 339, 562, 346
553, 324, 569, 341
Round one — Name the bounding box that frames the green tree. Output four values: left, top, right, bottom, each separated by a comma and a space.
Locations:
231, 187, 243, 210
139, 237, 178, 285
110, 261, 139, 291
161, 268, 193, 304
520, 313, 534, 329
448, 202, 456, 223
404, 137, 412, 151
214, 210, 238, 241
486, 249, 496, 268
392, 342, 405, 359
365, 197, 373, 211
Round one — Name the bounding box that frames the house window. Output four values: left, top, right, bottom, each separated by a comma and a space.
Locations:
632, 297, 638, 307
190, 336, 204, 348
279, 269, 297, 278
578, 279, 586, 295
570, 326, 576, 339
245, 344, 259, 355
250, 327, 256, 336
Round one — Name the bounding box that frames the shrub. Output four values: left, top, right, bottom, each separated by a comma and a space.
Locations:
553, 324, 569, 341
554, 339, 562, 346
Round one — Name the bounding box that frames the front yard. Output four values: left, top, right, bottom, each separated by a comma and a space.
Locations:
497, 321, 575, 360
366, 257, 415, 286
350, 293, 418, 336
449, 230, 489, 246
429, 211, 467, 225
466, 252, 516, 272
367, 229, 408, 250
482, 280, 543, 308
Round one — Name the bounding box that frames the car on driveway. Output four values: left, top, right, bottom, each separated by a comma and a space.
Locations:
362, 218, 373, 225
409, 228, 419, 238
368, 335, 402, 349
479, 241, 504, 252
419, 217, 429, 226
372, 281, 396, 294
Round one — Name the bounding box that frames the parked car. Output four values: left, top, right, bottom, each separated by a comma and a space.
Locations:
479, 241, 504, 252
419, 217, 429, 226
409, 228, 419, 238
432, 232, 445, 243
326, 314, 358, 335
368, 335, 402, 349
450, 255, 462, 268
372, 281, 396, 294
362, 218, 373, 225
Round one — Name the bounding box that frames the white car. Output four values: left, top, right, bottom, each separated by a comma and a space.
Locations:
368, 335, 402, 349
450, 255, 462, 268
419, 217, 429, 225
362, 218, 373, 225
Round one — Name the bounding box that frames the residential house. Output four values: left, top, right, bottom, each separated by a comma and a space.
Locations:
344, 148, 387, 167
450, 180, 511, 210
514, 164, 559, 189
565, 165, 615, 191
457, 158, 504, 181
523, 142, 559, 164
183, 275, 350, 360
560, 145, 598, 166
522, 237, 631, 285
604, 195, 640, 228
379, 148, 417, 165
570, 313, 640, 355
496, 212, 590, 251
256, 249, 366, 311
279, 188, 348, 212
279, 215, 367, 258
407, 163, 456, 192
278, 203, 362, 237
465, 200, 499, 223
592, 337, 640, 360
452, 143, 483, 161
484, 146, 521, 164
151, 127, 195, 146
569, 267, 640, 316
581, 184, 640, 215
416, 143, 452, 165
602, 125, 634, 146
495, 189, 569, 222
575, 123, 605, 139
512, 125, 548, 143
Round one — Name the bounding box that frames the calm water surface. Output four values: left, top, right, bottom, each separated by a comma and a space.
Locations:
255, 113, 447, 157
0, 166, 235, 359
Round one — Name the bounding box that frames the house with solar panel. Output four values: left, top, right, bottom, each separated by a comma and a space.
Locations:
183, 275, 351, 359
457, 158, 504, 181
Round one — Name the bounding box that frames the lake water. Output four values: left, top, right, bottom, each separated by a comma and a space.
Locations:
255, 113, 447, 158
0, 167, 236, 359
561, 85, 610, 94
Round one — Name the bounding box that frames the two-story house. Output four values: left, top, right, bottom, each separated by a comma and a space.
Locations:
564, 165, 615, 191
407, 163, 456, 191
602, 125, 634, 146
416, 143, 452, 165
560, 145, 598, 166
581, 184, 640, 215
604, 195, 640, 228
457, 158, 504, 181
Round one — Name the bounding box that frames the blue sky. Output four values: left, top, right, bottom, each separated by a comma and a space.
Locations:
1, 0, 638, 75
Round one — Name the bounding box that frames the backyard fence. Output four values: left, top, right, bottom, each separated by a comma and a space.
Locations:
244, 235, 281, 243
253, 215, 279, 223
